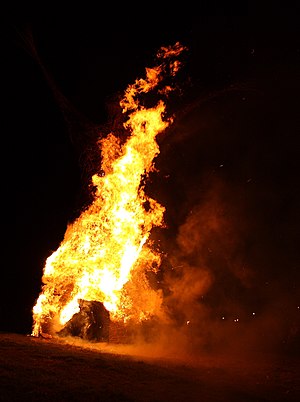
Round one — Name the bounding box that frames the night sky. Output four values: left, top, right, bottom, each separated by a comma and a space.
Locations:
3, 10, 300, 354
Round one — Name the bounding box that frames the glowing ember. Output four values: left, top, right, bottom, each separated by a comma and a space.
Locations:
32, 42, 187, 337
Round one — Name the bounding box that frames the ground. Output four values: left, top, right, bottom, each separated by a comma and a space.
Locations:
0, 333, 299, 401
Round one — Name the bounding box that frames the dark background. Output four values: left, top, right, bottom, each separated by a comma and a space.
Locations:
2, 7, 300, 355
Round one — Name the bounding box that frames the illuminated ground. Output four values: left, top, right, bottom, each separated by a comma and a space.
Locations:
0, 333, 299, 401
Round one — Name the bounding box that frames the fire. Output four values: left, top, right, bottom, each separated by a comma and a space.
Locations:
32, 42, 187, 337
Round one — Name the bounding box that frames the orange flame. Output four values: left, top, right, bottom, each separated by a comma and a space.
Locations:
32, 42, 187, 337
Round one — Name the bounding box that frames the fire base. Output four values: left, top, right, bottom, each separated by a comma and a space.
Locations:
58, 300, 110, 342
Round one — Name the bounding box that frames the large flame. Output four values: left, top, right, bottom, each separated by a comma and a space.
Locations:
32, 42, 186, 337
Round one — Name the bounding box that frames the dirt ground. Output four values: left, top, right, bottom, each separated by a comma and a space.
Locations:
0, 332, 299, 401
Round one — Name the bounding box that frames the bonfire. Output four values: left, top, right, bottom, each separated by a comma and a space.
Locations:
32, 42, 187, 342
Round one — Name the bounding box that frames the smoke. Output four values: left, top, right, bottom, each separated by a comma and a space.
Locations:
131, 175, 298, 360
141, 84, 300, 359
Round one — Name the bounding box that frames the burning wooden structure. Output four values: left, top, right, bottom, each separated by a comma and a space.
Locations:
58, 300, 110, 342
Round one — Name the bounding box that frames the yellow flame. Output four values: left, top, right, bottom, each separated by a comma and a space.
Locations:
32, 42, 187, 337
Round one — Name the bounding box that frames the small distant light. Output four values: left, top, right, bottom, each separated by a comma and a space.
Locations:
186, 320, 190, 325
234, 318, 239, 322
221, 316, 225, 320
252, 312, 256, 316
219, 164, 224, 168
297, 306, 300, 310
